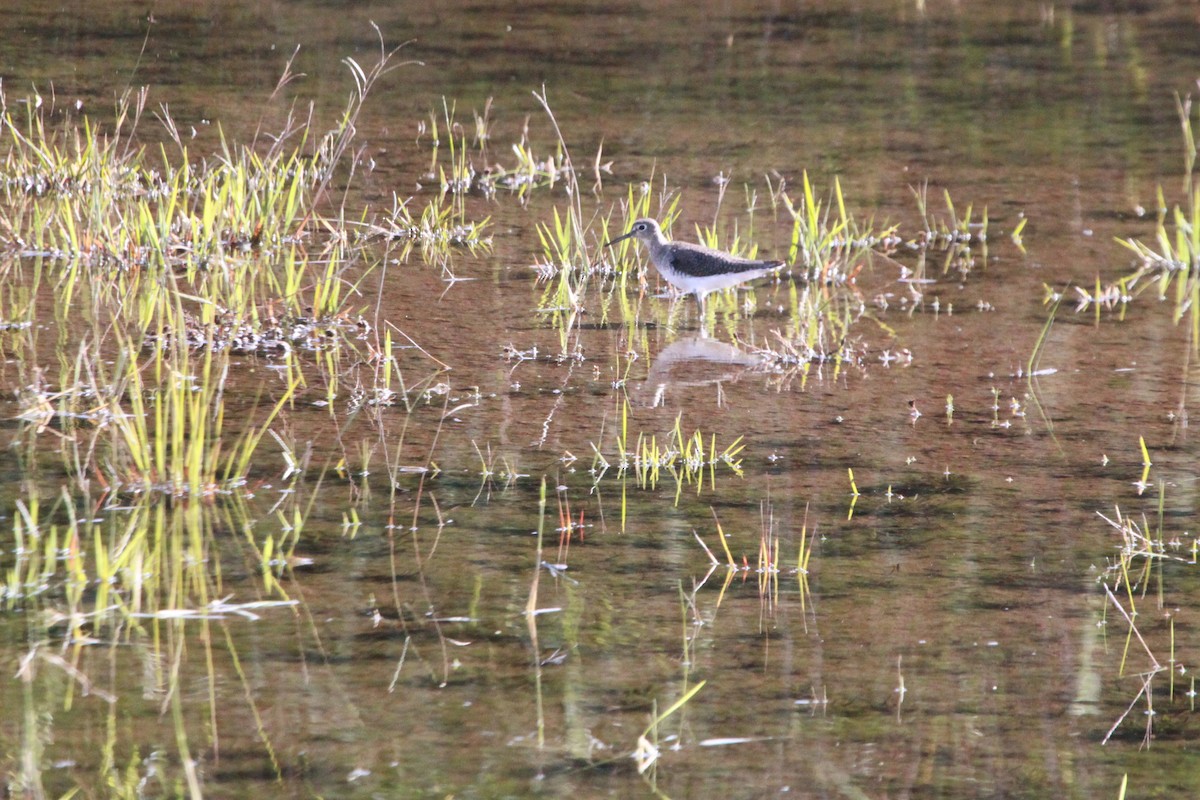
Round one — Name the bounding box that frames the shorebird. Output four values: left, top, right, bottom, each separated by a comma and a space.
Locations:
604, 218, 784, 322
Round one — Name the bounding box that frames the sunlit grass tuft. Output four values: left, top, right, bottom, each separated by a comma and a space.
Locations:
589, 398, 745, 532
1116, 95, 1200, 348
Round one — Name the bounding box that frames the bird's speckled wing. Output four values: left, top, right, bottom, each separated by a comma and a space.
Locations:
669, 242, 785, 278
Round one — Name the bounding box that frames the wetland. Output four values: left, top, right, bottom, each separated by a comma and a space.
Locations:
3, 1, 1200, 798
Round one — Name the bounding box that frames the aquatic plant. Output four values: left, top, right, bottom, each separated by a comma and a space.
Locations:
589, 397, 745, 534
420, 95, 578, 203
1095, 438, 1200, 746
1116, 95, 1200, 349
910, 180, 988, 247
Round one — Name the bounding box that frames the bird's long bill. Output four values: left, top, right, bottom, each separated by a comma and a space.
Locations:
603, 229, 635, 247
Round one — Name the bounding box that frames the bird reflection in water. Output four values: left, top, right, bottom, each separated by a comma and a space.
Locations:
632, 335, 765, 408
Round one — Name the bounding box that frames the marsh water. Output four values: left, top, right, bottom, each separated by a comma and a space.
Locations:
3, 1, 1200, 798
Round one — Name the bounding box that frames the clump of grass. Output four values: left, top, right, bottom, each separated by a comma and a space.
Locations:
11, 319, 298, 498
1043, 277, 1133, 320
777, 171, 896, 282
428, 98, 477, 200
910, 180, 988, 247
1116, 93, 1200, 348
535, 205, 590, 316
1096, 500, 1180, 746
742, 173, 883, 363
420, 95, 583, 204
740, 294, 867, 391
589, 398, 746, 516
503, 130, 574, 197
510, 88, 596, 353
108, 335, 299, 497
373, 189, 492, 257
896, 181, 989, 289
694, 503, 815, 624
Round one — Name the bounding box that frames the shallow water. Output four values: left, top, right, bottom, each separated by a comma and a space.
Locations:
3, 1, 1200, 798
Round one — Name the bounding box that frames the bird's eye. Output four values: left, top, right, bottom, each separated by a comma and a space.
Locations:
636, 223, 647, 231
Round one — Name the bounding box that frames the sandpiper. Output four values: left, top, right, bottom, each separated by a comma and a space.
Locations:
604, 218, 785, 321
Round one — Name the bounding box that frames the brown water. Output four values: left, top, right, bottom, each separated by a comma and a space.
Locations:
3, 1, 1200, 798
